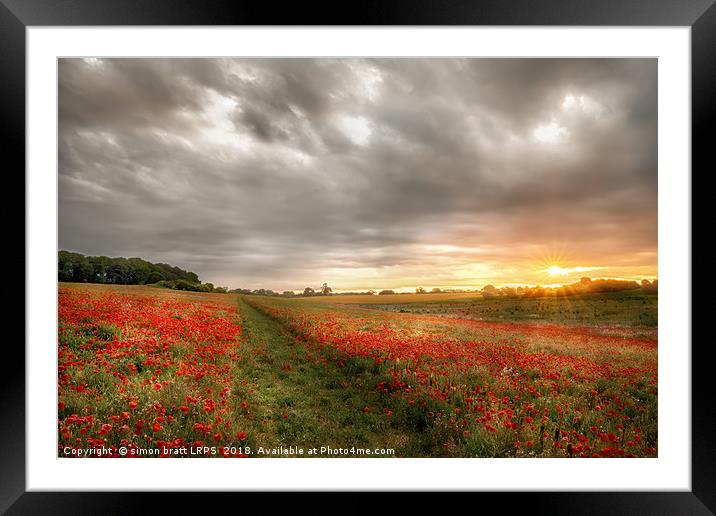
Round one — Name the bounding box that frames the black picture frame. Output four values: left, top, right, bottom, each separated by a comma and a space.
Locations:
5, 0, 709, 513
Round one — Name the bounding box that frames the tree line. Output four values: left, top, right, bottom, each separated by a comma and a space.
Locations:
478, 277, 657, 299
229, 283, 341, 297
58, 251, 228, 293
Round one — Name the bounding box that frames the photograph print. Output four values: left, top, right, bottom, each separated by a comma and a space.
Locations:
57, 58, 657, 459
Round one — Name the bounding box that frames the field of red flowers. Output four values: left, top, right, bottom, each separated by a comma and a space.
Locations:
58, 284, 252, 458
58, 284, 657, 458
247, 297, 658, 458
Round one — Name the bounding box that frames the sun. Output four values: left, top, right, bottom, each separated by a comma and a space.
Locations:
544, 265, 570, 276
529, 246, 580, 282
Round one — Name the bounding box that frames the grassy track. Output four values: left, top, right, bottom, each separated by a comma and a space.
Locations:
235, 298, 406, 456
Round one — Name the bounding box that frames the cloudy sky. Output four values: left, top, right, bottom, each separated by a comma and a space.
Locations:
59, 58, 657, 291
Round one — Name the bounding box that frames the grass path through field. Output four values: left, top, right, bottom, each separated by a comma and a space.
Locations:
236, 297, 406, 456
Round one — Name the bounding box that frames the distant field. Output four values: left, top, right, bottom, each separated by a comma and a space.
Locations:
302, 292, 481, 304
350, 290, 657, 327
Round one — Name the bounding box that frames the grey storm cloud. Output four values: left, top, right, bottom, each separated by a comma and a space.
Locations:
59, 58, 657, 290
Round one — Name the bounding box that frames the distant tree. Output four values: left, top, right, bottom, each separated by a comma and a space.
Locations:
378, 290, 395, 295
172, 279, 202, 292
368, 290, 376, 295
147, 271, 164, 284
303, 287, 315, 297
501, 287, 517, 298
416, 287, 426, 294
481, 284, 497, 299
641, 279, 658, 294
282, 291, 296, 297
58, 251, 94, 282
588, 279, 639, 293
251, 288, 276, 296
321, 283, 332, 295
430, 288, 442, 294
532, 285, 546, 297
59, 262, 74, 282
214, 286, 228, 293
104, 262, 125, 284
88, 255, 111, 283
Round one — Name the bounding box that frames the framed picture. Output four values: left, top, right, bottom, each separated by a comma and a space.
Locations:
8, 0, 709, 512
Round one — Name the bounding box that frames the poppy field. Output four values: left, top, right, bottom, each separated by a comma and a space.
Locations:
58, 283, 657, 458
